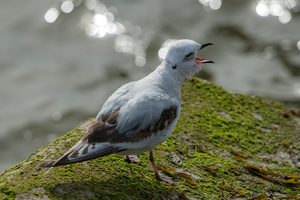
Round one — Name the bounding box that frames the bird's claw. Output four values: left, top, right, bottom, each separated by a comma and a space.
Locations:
155, 172, 174, 184
125, 155, 141, 163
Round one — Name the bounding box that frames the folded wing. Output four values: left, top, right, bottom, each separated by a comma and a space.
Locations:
38, 89, 179, 168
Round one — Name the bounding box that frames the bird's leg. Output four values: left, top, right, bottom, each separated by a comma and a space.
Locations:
149, 150, 174, 184
125, 154, 141, 163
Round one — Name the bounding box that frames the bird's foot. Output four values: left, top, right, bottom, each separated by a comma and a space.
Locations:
155, 172, 174, 184
125, 155, 141, 163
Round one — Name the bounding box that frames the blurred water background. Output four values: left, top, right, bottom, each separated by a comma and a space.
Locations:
1, 0, 300, 173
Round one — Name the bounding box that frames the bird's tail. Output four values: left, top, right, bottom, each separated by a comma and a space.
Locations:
37, 140, 125, 171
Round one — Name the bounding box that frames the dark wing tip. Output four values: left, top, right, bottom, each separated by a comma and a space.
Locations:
37, 161, 56, 168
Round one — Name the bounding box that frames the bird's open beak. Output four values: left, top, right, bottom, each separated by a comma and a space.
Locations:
195, 42, 214, 64
200, 43, 213, 50
195, 57, 214, 64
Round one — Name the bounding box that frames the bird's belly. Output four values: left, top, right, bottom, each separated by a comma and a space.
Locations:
115, 127, 174, 155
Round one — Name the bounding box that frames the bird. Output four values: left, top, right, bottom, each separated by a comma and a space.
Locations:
38, 39, 214, 184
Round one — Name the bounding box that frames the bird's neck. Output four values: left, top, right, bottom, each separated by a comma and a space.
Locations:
149, 63, 185, 99
155, 62, 186, 88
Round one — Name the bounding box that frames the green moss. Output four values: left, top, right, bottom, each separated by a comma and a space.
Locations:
0, 185, 15, 198
1, 78, 299, 199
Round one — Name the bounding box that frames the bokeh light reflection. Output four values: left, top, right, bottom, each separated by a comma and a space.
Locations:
255, 0, 299, 24
285, 0, 297, 9
135, 56, 146, 67
105, 12, 114, 23
131, 25, 142, 36
210, 0, 222, 10
158, 39, 178, 60
44, 1, 163, 67
96, 27, 106, 38
85, 24, 98, 36
85, 0, 97, 10
279, 10, 292, 23
198, 0, 210, 6
256, 2, 270, 16
198, 0, 222, 10
201, 0, 300, 24
78, 0, 151, 66
262, 46, 276, 60
44, 8, 59, 23
297, 41, 300, 50
92, 14, 107, 27
114, 22, 125, 35
270, 2, 284, 16
61, 1, 74, 13
105, 23, 117, 35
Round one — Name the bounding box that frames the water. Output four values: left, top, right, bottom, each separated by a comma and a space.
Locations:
1, 0, 300, 172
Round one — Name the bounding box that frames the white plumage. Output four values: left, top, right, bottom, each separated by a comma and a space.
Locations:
38, 39, 214, 184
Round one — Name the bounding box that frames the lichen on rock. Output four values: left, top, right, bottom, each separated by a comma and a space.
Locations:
1, 78, 299, 199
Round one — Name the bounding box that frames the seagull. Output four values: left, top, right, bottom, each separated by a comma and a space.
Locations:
38, 39, 214, 184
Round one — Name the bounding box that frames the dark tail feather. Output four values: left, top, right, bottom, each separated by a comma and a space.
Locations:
37, 145, 126, 168
37, 161, 57, 168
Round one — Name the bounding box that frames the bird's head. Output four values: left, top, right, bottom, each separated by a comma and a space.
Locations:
164, 39, 214, 80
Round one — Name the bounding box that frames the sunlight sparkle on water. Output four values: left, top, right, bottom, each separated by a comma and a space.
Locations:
255, 0, 298, 23
210, 0, 222, 10
262, 46, 276, 60
297, 41, 300, 50
105, 12, 114, 23
158, 39, 178, 60
105, 23, 117, 35
45, 0, 155, 67
131, 25, 142, 37
198, 0, 222, 10
135, 56, 146, 67
198, 0, 210, 6
114, 35, 135, 54
158, 48, 168, 60
97, 27, 107, 38
279, 10, 292, 23
270, 2, 284, 16
256, 2, 270, 16
44, 8, 59, 23
61, 1, 74, 13
93, 14, 107, 27
114, 22, 125, 35
85, 0, 97, 10
86, 24, 98, 36
285, 0, 297, 9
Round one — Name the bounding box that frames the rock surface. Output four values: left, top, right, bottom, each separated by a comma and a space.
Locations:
1, 78, 300, 199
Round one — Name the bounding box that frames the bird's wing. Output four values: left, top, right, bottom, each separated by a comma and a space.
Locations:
95, 81, 136, 121
84, 92, 179, 145
38, 88, 179, 168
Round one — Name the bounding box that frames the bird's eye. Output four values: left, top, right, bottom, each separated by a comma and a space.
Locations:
185, 52, 194, 58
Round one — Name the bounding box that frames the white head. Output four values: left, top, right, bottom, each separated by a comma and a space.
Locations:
162, 39, 214, 83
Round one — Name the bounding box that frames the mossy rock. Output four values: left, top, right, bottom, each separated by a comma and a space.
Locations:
1, 78, 300, 200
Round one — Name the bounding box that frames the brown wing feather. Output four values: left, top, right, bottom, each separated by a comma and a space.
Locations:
84, 106, 178, 144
